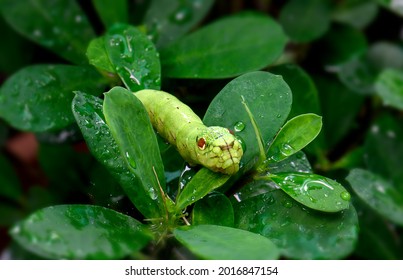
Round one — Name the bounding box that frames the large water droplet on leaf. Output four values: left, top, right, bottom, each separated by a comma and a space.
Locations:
234, 121, 245, 132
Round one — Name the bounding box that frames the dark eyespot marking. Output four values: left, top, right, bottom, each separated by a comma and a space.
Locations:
197, 137, 206, 150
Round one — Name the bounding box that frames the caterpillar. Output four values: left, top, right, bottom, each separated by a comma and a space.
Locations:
135, 89, 243, 175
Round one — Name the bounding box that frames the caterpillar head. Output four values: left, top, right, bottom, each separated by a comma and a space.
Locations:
195, 126, 243, 175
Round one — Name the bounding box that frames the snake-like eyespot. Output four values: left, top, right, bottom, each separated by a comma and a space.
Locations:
197, 137, 206, 150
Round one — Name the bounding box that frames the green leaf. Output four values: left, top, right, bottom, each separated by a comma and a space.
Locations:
143, 0, 214, 48
160, 12, 287, 78
364, 114, 403, 189
203, 71, 292, 170
105, 24, 161, 92
266, 114, 322, 163
270, 64, 325, 157
10, 205, 152, 259
103, 87, 168, 217
0, 65, 105, 132
270, 173, 351, 212
333, 0, 379, 29
234, 190, 358, 259
92, 0, 128, 28
192, 192, 234, 227
347, 168, 403, 226
279, 0, 331, 42
175, 168, 230, 212
72, 92, 162, 219
86, 37, 115, 73
318, 23, 368, 67
0, 154, 22, 202
375, 69, 403, 110
174, 225, 279, 260
354, 199, 402, 259
0, 0, 95, 64
337, 42, 403, 94
267, 151, 313, 174
314, 75, 365, 149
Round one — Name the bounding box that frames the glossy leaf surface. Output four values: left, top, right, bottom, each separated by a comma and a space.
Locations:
160, 13, 287, 78
270, 173, 351, 212
0, 65, 105, 132
105, 24, 161, 92
347, 168, 403, 225
0, 0, 94, 64
72, 92, 162, 219
144, 0, 214, 48
192, 192, 234, 227
10, 205, 152, 259
234, 190, 358, 259
103, 87, 167, 217
174, 225, 279, 260
203, 71, 292, 170
266, 114, 322, 163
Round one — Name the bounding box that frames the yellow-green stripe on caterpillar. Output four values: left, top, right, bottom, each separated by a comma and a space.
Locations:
135, 89, 243, 175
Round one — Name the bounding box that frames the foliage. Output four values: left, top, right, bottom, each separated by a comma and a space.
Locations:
0, 0, 402, 260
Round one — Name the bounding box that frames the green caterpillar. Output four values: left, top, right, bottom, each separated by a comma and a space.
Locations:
135, 89, 243, 175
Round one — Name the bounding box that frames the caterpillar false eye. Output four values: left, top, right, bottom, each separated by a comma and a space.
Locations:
197, 137, 206, 150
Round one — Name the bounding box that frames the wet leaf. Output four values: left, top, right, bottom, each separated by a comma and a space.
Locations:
270, 173, 351, 212
72, 92, 162, 219
86, 37, 115, 73
144, 0, 214, 48
103, 87, 167, 217
92, 0, 128, 28
266, 114, 322, 163
364, 114, 403, 189
203, 71, 292, 171
375, 69, 403, 110
267, 151, 313, 174
174, 224, 279, 260
234, 190, 358, 259
9, 205, 152, 259
160, 12, 287, 78
0, 65, 105, 132
270, 64, 325, 157
347, 168, 403, 226
0, 0, 95, 64
279, 0, 331, 42
192, 192, 234, 227
175, 168, 230, 212
105, 24, 161, 92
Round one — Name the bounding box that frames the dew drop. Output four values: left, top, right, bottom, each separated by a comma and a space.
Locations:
125, 151, 137, 170
282, 200, 293, 208
170, 6, 193, 24
280, 143, 295, 157
276, 114, 281, 118
234, 121, 245, 132
340, 191, 351, 201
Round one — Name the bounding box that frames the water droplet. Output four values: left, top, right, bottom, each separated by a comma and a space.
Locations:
170, 6, 193, 24
282, 200, 293, 208
234, 121, 245, 132
75, 15, 83, 23
276, 114, 281, 118
125, 152, 137, 170
340, 191, 351, 201
33, 29, 42, 37
386, 130, 396, 138
148, 187, 158, 200
235, 135, 247, 153
280, 143, 295, 157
